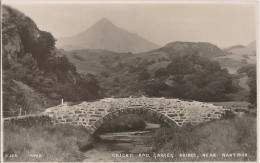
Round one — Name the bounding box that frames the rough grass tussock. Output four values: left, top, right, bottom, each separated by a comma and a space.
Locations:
4, 124, 93, 162
151, 115, 256, 161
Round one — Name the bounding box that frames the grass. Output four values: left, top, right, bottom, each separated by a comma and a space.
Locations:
151, 115, 256, 161
212, 101, 249, 107
3, 124, 93, 162
4, 114, 256, 162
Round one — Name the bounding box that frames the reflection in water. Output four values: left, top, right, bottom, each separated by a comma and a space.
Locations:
83, 122, 160, 162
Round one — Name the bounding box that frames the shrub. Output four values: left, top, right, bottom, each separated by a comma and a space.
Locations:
242, 54, 249, 59
154, 68, 167, 77
128, 65, 139, 73
138, 71, 151, 81
100, 71, 109, 78
113, 77, 120, 83
237, 65, 256, 108
141, 81, 168, 97
73, 54, 85, 61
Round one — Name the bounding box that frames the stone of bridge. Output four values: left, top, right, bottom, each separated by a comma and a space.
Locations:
43, 97, 226, 134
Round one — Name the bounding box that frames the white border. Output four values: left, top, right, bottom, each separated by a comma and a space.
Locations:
1, 1, 259, 163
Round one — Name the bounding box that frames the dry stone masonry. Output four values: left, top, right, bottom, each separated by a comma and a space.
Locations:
44, 97, 227, 134
4, 115, 53, 127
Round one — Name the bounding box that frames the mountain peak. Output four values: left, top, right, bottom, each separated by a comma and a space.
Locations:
57, 17, 160, 53
99, 17, 112, 23
94, 17, 115, 27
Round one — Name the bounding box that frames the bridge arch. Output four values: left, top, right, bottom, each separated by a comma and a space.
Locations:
89, 107, 179, 134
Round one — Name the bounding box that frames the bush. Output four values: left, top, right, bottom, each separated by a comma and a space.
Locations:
154, 68, 167, 77
128, 65, 139, 73
138, 71, 151, 81
242, 54, 249, 59
73, 54, 85, 61
100, 71, 109, 78
237, 65, 256, 108
141, 81, 168, 97
113, 77, 120, 83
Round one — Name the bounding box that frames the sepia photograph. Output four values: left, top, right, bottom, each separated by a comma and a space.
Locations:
1, 0, 258, 162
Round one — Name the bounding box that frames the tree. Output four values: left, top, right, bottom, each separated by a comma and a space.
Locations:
238, 65, 256, 108
58, 55, 76, 73
154, 68, 167, 77
163, 54, 236, 101
138, 70, 151, 81
142, 81, 168, 97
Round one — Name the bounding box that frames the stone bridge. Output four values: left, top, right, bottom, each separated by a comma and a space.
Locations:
44, 97, 227, 134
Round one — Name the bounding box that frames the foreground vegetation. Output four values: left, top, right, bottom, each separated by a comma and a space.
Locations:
3, 113, 256, 162
151, 115, 256, 161
4, 124, 93, 162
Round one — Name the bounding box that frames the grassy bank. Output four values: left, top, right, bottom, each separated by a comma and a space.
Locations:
151, 115, 256, 161
3, 124, 93, 162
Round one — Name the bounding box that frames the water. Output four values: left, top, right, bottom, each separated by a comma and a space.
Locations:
83, 122, 160, 162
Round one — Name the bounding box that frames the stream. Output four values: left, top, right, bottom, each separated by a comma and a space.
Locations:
83, 122, 160, 162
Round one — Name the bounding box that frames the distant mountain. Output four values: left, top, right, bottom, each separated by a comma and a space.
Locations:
56, 18, 160, 53
141, 41, 226, 60
224, 41, 256, 56
223, 45, 246, 52
214, 41, 256, 74
246, 40, 256, 54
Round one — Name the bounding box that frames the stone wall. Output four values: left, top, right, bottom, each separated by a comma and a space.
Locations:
3, 115, 53, 128
44, 97, 227, 134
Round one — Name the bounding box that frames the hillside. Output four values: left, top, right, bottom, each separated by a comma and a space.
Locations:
214, 41, 256, 74
61, 41, 241, 101
223, 44, 246, 52
56, 18, 160, 53
2, 6, 102, 116
153, 41, 226, 58
55, 49, 133, 75
225, 40, 256, 56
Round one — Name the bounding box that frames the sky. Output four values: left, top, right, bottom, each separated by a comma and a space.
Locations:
3, 1, 258, 48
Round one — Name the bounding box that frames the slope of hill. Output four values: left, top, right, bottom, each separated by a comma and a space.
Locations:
2, 6, 102, 116
214, 41, 256, 74
59, 41, 227, 79
224, 40, 256, 56
61, 41, 241, 101
223, 45, 246, 52
55, 49, 133, 75
56, 18, 160, 53
144, 41, 226, 59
